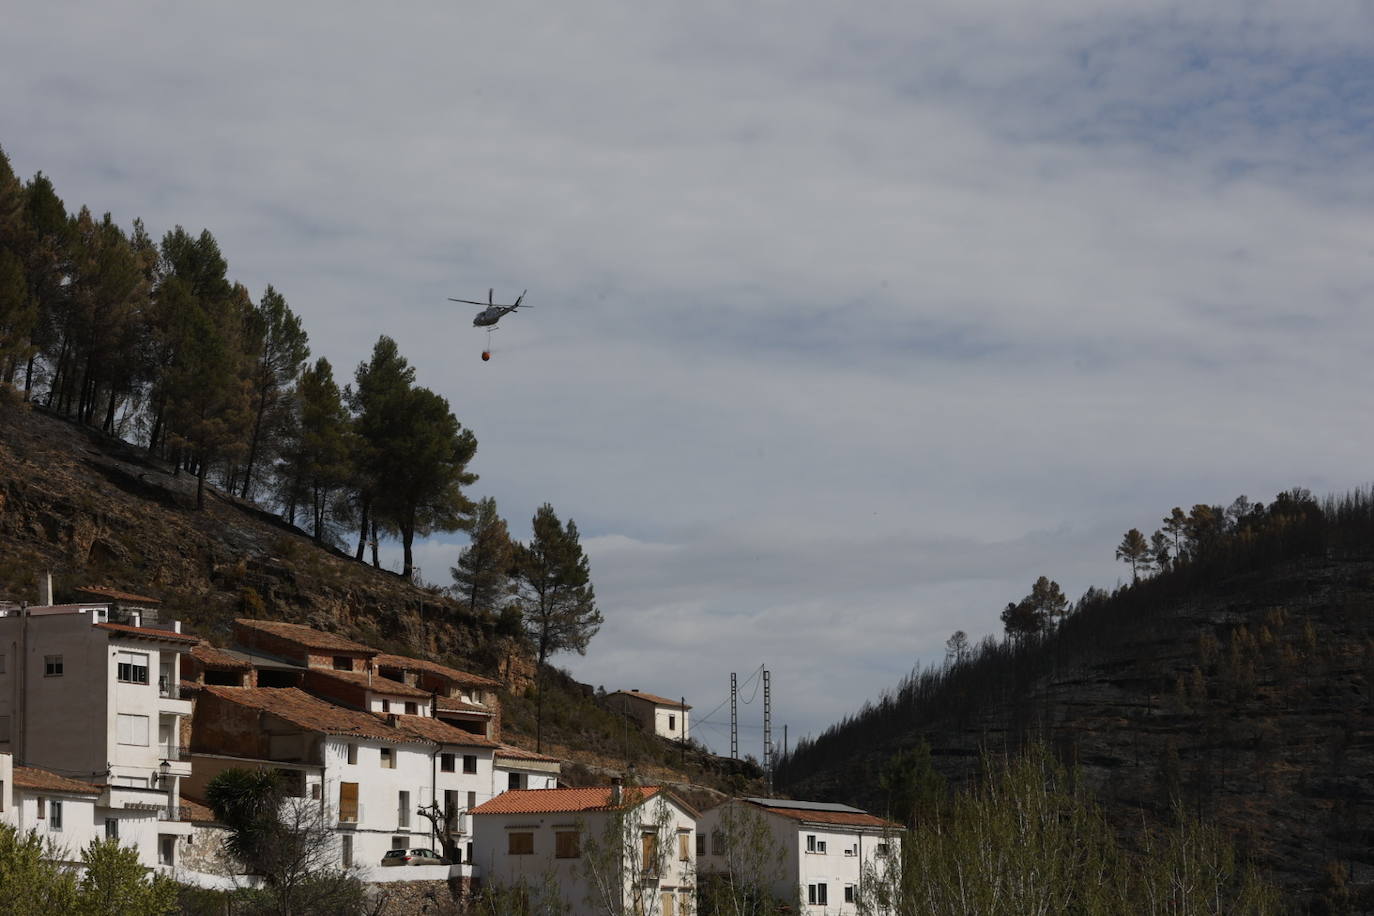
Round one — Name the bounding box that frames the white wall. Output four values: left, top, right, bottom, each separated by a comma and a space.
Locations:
697, 802, 902, 916
472, 794, 696, 915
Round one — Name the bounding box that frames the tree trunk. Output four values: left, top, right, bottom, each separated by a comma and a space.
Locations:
401, 525, 415, 580
196, 461, 207, 510
242, 392, 268, 500
355, 499, 370, 561
370, 521, 379, 568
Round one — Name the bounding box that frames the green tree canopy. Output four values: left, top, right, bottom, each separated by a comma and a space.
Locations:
452, 496, 516, 613
1115, 528, 1151, 582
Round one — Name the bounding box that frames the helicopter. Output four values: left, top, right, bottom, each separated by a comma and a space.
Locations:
448, 288, 529, 328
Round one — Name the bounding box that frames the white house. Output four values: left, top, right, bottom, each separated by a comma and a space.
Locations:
471, 783, 697, 916
696, 797, 903, 915
0, 599, 197, 867
605, 690, 691, 742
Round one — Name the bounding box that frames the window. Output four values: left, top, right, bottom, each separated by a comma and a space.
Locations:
116, 714, 149, 746
555, 830, 580, 858
440, 753, 455, 773
346, 744, 357, 765
44, 655, 62, 677
398, 791, 410, 828
817, 839, 827, 854
50, 800, 62, 831
311, 783, 322, 800
36, 797, 45, 819
678, 832, 691, 861
508, 832, 534, 855
341, 835, 353, 868
845, 884, 856, 903
444, 790, 459, 818
508, 773, 522, 790
391, 835, 407, 850
105, 819, 119, 840
806, 834, 816, 852
332, 656, 353, 670
0, 780, 5, 811
641, 832, 659, 874
807, 884, 827, 905
379, 747, 394, 769
711, 831, 724, 855
463, 755, 477, 774
696, 833, 705, 855
117, 651, 149, 684
668, 714, 676, 731
661, 892, 675, 916
404, 702, 418, 715
339, 782, 359, 823
876, 842, 890, 857
380, 699, 390, 713
467, 791, 476, 810
159, 834, 175, 866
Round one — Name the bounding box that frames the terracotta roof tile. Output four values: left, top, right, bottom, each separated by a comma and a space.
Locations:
234, 619, 377, 654
201, 686, 410, 742
373, 653, 501, 688
192, 641, 254, 671
179, 796, 219, 824
385, 715, 501, 747
608, 690, 691, 710
307, 668, 431, 698
74, 586, 161, 604
12, 766, 101, 795
94, 622, 197, 644
471, 786, 660, 815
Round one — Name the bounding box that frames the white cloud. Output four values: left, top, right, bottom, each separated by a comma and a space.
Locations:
4, 1, 1374, 750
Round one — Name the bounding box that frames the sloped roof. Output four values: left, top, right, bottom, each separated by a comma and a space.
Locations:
234, 619, 376, 654
94, 622, 197, 645
373, 653, 501, 688
385, 715, 501, 748
493, 744, 561, 763
744, 798, 901, 830
471, 786, 660, 815
192, 641, 254, 671
307, 667, 431, 698
436, 696, 493, 715
13, 765, 100, 796
201, 686, 412, 743
179, 796, 219, 824
74, 586, 161, 604
607, 690, 691, 710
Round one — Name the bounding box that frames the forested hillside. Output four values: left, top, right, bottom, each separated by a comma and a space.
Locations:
777, 489, 1374, 900
0, 144, 481, 579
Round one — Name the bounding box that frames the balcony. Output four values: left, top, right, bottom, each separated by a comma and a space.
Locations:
156, 678, 193, 716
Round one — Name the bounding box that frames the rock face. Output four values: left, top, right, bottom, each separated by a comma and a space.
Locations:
779, 548, 1374, 899
0, 399, 512, 675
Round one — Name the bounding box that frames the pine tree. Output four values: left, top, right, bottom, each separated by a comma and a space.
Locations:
289, 358, 351, 542
240, 284, 308, 500
515, 503, 602, 750
451, 496, 515, 613
372, 385, 478, 580
1115, 528, 1151, 582
348, 336, 415, 564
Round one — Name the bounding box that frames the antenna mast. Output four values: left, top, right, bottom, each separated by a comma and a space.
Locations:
730, 672, 738, 760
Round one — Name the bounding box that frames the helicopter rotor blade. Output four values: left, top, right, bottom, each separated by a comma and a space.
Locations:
448, 298, 487, 306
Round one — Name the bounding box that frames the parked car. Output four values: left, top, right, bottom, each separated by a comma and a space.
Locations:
381, 848, 451, 866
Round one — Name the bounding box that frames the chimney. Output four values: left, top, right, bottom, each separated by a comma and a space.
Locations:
610, 776, 623, 806
38, 572, 53, 607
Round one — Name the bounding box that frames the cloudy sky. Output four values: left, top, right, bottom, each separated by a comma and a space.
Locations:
6, 1, 1374, 756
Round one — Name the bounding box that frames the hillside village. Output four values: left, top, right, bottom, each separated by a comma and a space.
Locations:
0, 578, 903, 914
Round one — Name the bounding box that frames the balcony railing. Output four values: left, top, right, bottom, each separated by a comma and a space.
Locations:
160, 803, 192, 823
158, 677, 181, 699
159, 744, 191, 762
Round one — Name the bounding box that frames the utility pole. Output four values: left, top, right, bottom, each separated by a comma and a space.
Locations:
730, 672, 738, 760
763, 668, 772, 790
680, 696, 687, 765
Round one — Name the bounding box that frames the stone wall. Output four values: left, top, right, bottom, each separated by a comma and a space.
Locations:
368, 877, 475, 915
